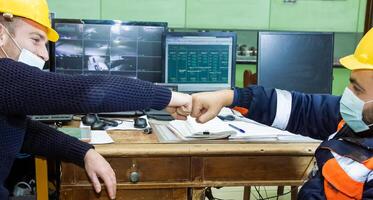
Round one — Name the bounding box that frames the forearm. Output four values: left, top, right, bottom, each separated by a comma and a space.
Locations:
21, 118, 92, 166
232, 86, 342, 140
0, 58, 171, 115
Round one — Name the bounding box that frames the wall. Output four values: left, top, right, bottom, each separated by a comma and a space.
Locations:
48, 0, 362, 95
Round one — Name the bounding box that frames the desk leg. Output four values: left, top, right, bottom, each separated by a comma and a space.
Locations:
291, 186, 298, 200
35, 156, 48, 200
243, 186, 251, 200
191, 188, 205, 200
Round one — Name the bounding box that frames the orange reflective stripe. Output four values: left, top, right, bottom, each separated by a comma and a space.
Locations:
324, 180, 353, 200
323, 158, 364, 200
363, 157, 373, 170
337, 120, 345, 131
233, 106, 248, 116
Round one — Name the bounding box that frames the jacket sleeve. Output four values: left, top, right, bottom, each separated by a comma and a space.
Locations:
0, 58, 171, 115
363, 176, 373, 199
21, 118, 93, 166
232, 85, 342, 140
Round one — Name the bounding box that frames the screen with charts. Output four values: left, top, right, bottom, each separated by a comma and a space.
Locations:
165, 32, 236, 92
257, 31, 334, 94
50, 19, 167, 83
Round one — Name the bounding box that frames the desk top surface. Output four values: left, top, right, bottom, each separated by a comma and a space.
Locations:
102, 130, 319, 157
66, 120, 320, 157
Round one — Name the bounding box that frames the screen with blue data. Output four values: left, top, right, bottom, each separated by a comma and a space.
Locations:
165, 32, 236, 92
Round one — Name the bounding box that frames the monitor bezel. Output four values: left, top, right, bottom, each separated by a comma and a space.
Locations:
164, 31, 237, 92
257, 31, 334, 94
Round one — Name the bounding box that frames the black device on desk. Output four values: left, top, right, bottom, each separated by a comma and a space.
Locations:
82, 114, 119, 130
29, 114, 73, 123
257, 31, 334, 94
165, 31, 237, 93
134, 118, 147, 128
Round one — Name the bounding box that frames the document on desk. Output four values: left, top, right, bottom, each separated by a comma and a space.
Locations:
166, 107, 319, 142
168, 117, 235, 140
228, 121, 292, 139
227, 120, 319, 142
90, 130, 114, 144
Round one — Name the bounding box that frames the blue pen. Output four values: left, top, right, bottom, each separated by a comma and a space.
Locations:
228, 123, 245, 133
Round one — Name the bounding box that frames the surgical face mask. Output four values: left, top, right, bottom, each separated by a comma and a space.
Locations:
0, 27, 45, 70
340, 87, 373, 133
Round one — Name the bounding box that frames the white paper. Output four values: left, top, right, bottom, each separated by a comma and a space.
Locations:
168, 107, 319, 142
228, 120, 293, 139
89, 130, 114, 144
168, 116, 235, 139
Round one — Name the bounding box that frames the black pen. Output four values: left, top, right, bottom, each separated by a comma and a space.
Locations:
228, 123, 245, 133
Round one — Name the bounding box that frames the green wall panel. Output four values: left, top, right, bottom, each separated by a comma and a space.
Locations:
332, 68, 350, 96
101, 0, 186, 28
357, 0, 367, 32
235, 64, 256, 87
186, 0, 270, 30
270, 0, 361, 32
48, 0, 101, 19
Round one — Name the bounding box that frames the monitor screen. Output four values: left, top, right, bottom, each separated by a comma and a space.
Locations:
165, 32, 236, 92
257, 31, 334, 94
50, 19, 167, 83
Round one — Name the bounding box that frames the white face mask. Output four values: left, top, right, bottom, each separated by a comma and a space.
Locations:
0, 27, 45, 70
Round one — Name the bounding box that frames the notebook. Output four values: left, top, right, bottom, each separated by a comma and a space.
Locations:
58, 127, 91, 142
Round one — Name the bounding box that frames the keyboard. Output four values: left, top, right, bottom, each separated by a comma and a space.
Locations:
29, 114, 73, 122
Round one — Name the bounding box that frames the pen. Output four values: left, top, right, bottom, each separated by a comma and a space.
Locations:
228, 123, 245, 133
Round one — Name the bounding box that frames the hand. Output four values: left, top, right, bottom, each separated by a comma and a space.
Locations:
84, 149, 116, 199
191, 90, 234, 123
165, 91, 192, 120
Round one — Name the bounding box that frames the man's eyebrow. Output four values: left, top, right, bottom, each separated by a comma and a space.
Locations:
30, 32, 47, 42
349, 77, 366, 92
30, 32, 48, 44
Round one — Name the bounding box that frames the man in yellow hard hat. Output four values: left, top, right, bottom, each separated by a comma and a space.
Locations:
0, 0, 192, 199
191, 29, 373, 199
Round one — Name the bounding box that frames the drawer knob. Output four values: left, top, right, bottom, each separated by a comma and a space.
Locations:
129, 171, 140, 183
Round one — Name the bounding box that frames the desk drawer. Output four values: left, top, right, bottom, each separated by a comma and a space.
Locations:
61, 157, 191, 184
198, 156, 313, 182
60, 188, 187, 200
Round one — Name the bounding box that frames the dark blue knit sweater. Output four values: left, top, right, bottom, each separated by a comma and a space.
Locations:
0, 58, 172, 199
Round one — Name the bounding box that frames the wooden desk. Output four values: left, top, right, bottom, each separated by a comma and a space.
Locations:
59, 128, 319, 200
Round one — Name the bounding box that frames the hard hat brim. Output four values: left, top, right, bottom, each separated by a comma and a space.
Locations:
47, 27, 59, 42
340, 54, 373, 70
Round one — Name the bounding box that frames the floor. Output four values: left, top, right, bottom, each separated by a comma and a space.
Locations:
210, 186, 294, 200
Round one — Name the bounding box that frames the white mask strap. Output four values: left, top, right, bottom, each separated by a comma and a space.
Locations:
0, 46, 9, 58
2, 26, 22, 51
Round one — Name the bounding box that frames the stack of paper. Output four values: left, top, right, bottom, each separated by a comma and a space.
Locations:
168, 117, 235, 140
227, 121, 293, 139
166, 107, 320, 142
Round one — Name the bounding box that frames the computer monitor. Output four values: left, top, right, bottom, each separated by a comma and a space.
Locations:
257, 31, 334, 94
50, 19, 167, 83
165, 32, 237, 92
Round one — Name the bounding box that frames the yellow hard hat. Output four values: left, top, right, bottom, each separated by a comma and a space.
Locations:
0, 0, 59, 42
340, 28, 373, 70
